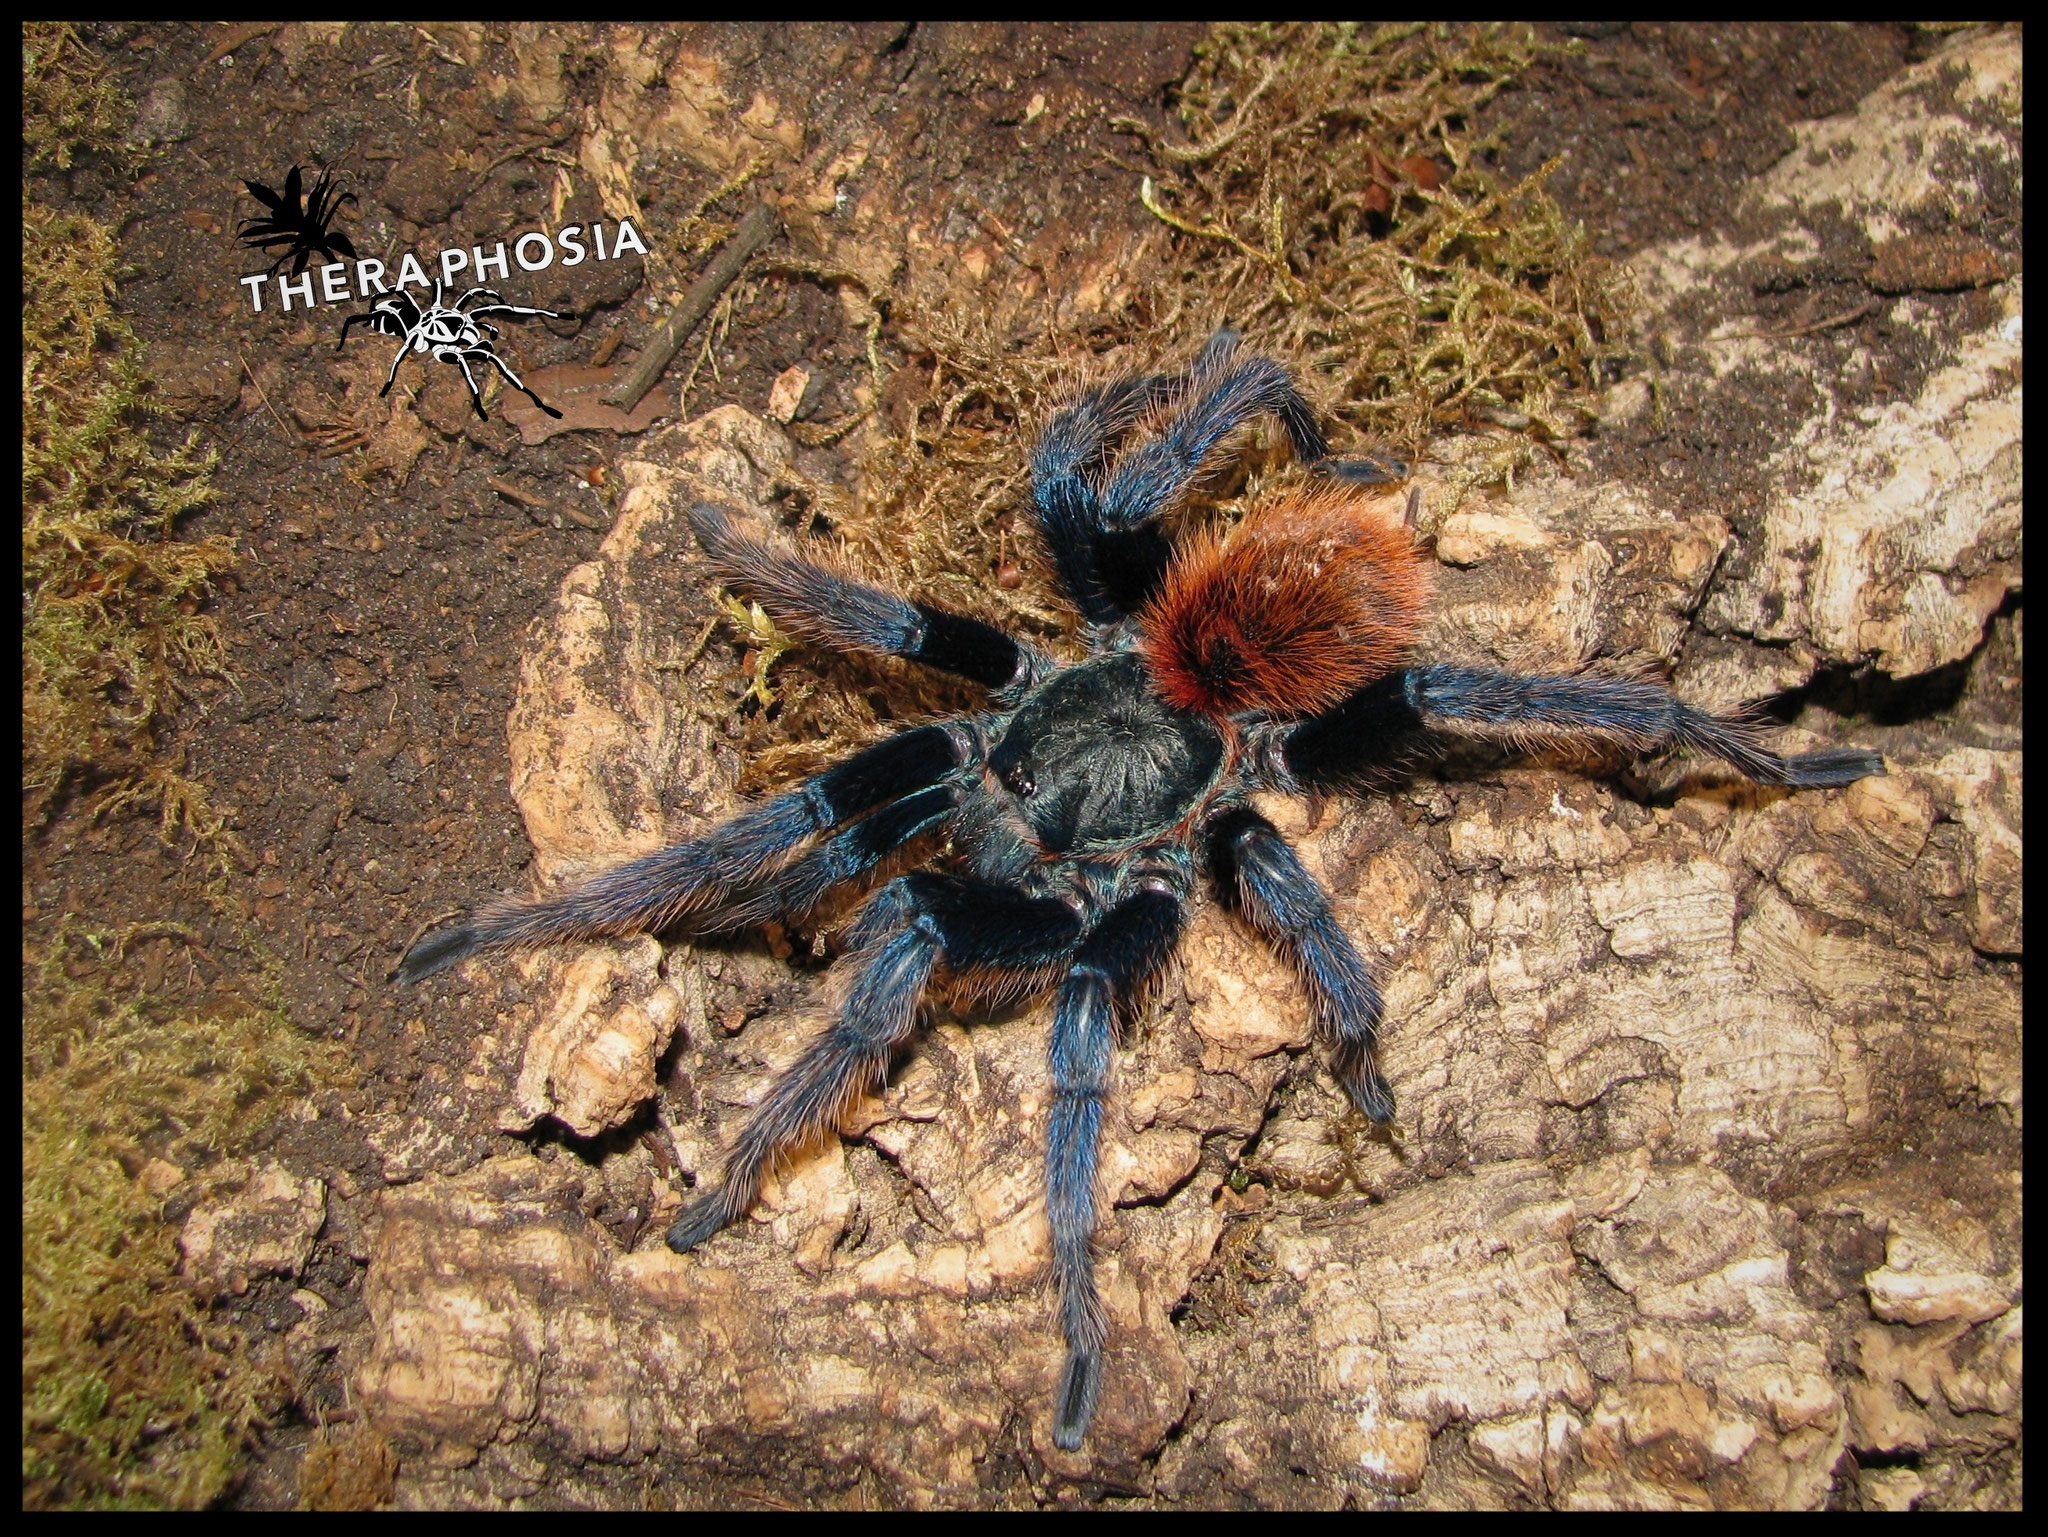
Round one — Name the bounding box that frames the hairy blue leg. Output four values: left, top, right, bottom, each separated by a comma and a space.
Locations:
1031, 371, 1191, 625
1209, 807, 1395, 1122
688, 503, 1029, 691
395, 725, 964, 982
666, 926, 939, 1252
1030, 330, 1336, 623
668, 874, 1086, 1253
840, 871, 1089, 974
1047, 886, 1186, 1452
1097, 353, 1333, 531
1405, 666, 1887, 788
699, 784, 962, 931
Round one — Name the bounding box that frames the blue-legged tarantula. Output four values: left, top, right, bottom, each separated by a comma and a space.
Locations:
398, 331, 1884, 1452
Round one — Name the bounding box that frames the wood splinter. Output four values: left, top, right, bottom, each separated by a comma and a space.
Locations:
603, 202, 781, 414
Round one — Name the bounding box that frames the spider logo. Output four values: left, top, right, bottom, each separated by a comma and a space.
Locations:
237, 163, 358, 278
337, 280, 566, 421
398, 332, 1885, 1452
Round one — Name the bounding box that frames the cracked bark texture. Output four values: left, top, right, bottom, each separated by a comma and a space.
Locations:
348, 33, 2020, 1509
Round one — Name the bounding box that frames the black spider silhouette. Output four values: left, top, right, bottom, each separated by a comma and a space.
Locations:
395, 331, 1885, 1452
337, 281, 565, 421
237, 164, 358, 278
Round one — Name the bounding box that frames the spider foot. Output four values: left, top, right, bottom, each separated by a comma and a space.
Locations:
1343, 1070, 1398, 1125
1052, 1345, 1102, 1452
665, 1190, 737, 1254
1776, 746, 1887, 788
395, 923, 478, 984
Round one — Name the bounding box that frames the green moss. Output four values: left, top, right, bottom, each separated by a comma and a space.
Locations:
1139, 22, 1630, 457
22, 190, 230, 833
21, 927, 329, 1508
21, 23, 335, 1510
21, 21, 127, 172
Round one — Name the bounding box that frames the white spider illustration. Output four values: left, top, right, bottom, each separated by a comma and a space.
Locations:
338, 279, 565, 420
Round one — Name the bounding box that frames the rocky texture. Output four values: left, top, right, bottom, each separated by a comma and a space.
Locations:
357, 33, 2020, 1509
180, 1162, 328, 1295
1631, 29, 2022, 698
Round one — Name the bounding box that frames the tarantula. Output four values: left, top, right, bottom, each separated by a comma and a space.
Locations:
397, 331, 1884, 1452
237, 163, 358, 277
337, 281, 565, 421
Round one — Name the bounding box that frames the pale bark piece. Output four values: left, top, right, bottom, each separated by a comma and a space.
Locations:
499, 937, 685, 1139
179, 1161, 327, 1292
1635, 30, 2024, 690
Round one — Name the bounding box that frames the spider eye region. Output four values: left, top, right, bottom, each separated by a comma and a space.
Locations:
990, 654, 1225, 855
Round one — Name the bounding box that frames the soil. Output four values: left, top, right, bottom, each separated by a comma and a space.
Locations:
21, 22, 2017, 1510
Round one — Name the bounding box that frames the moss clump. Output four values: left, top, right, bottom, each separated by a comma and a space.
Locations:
22, 22, 332, 1511
21, 21, 127, 173
22, 23, 231, 840
21, 927, 329, 1508
1135, 22, 1632, 456
22, 187, 230, 833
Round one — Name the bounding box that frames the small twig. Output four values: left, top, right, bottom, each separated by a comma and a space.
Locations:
413, 25, 468, 67
196, 22, 280, 73
681, 616, 720, 671
461, 141, 555, 205
347, 53, 403, 84
485, 474, 547, 510
1715, 300, 1879, 342
390, 909, 463, 980
237, 352, 297, 444
605, 202, 780, 413
1138, 177, 1277, 270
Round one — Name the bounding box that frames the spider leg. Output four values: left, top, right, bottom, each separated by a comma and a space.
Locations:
1266, 673, 1428, 793
474, 345, 565, 420
394, 724, 967, 982
1029, 337, 1243, 626
1033, 331, 1357, 625
698, 784, 962, 932
1208, 806, 1395, 1122
1046, 885, 1185, 1452
454, 352, 490, 419
467, 303, 569, 322
379, 337, 410, 397
336, 310, 379, 351
688, 502, 1038, 693
665, 873, 1086, 1254
1403, 666, 1888, 788
1096, 350, 1331, 534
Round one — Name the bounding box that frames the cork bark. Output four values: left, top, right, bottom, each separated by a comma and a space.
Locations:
334, 33, 2020, 1509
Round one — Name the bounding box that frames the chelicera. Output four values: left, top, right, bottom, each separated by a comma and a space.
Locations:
398, 331, 1883, 1451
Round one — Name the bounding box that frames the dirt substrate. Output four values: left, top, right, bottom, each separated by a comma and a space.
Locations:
23, 23, 2019, 1510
